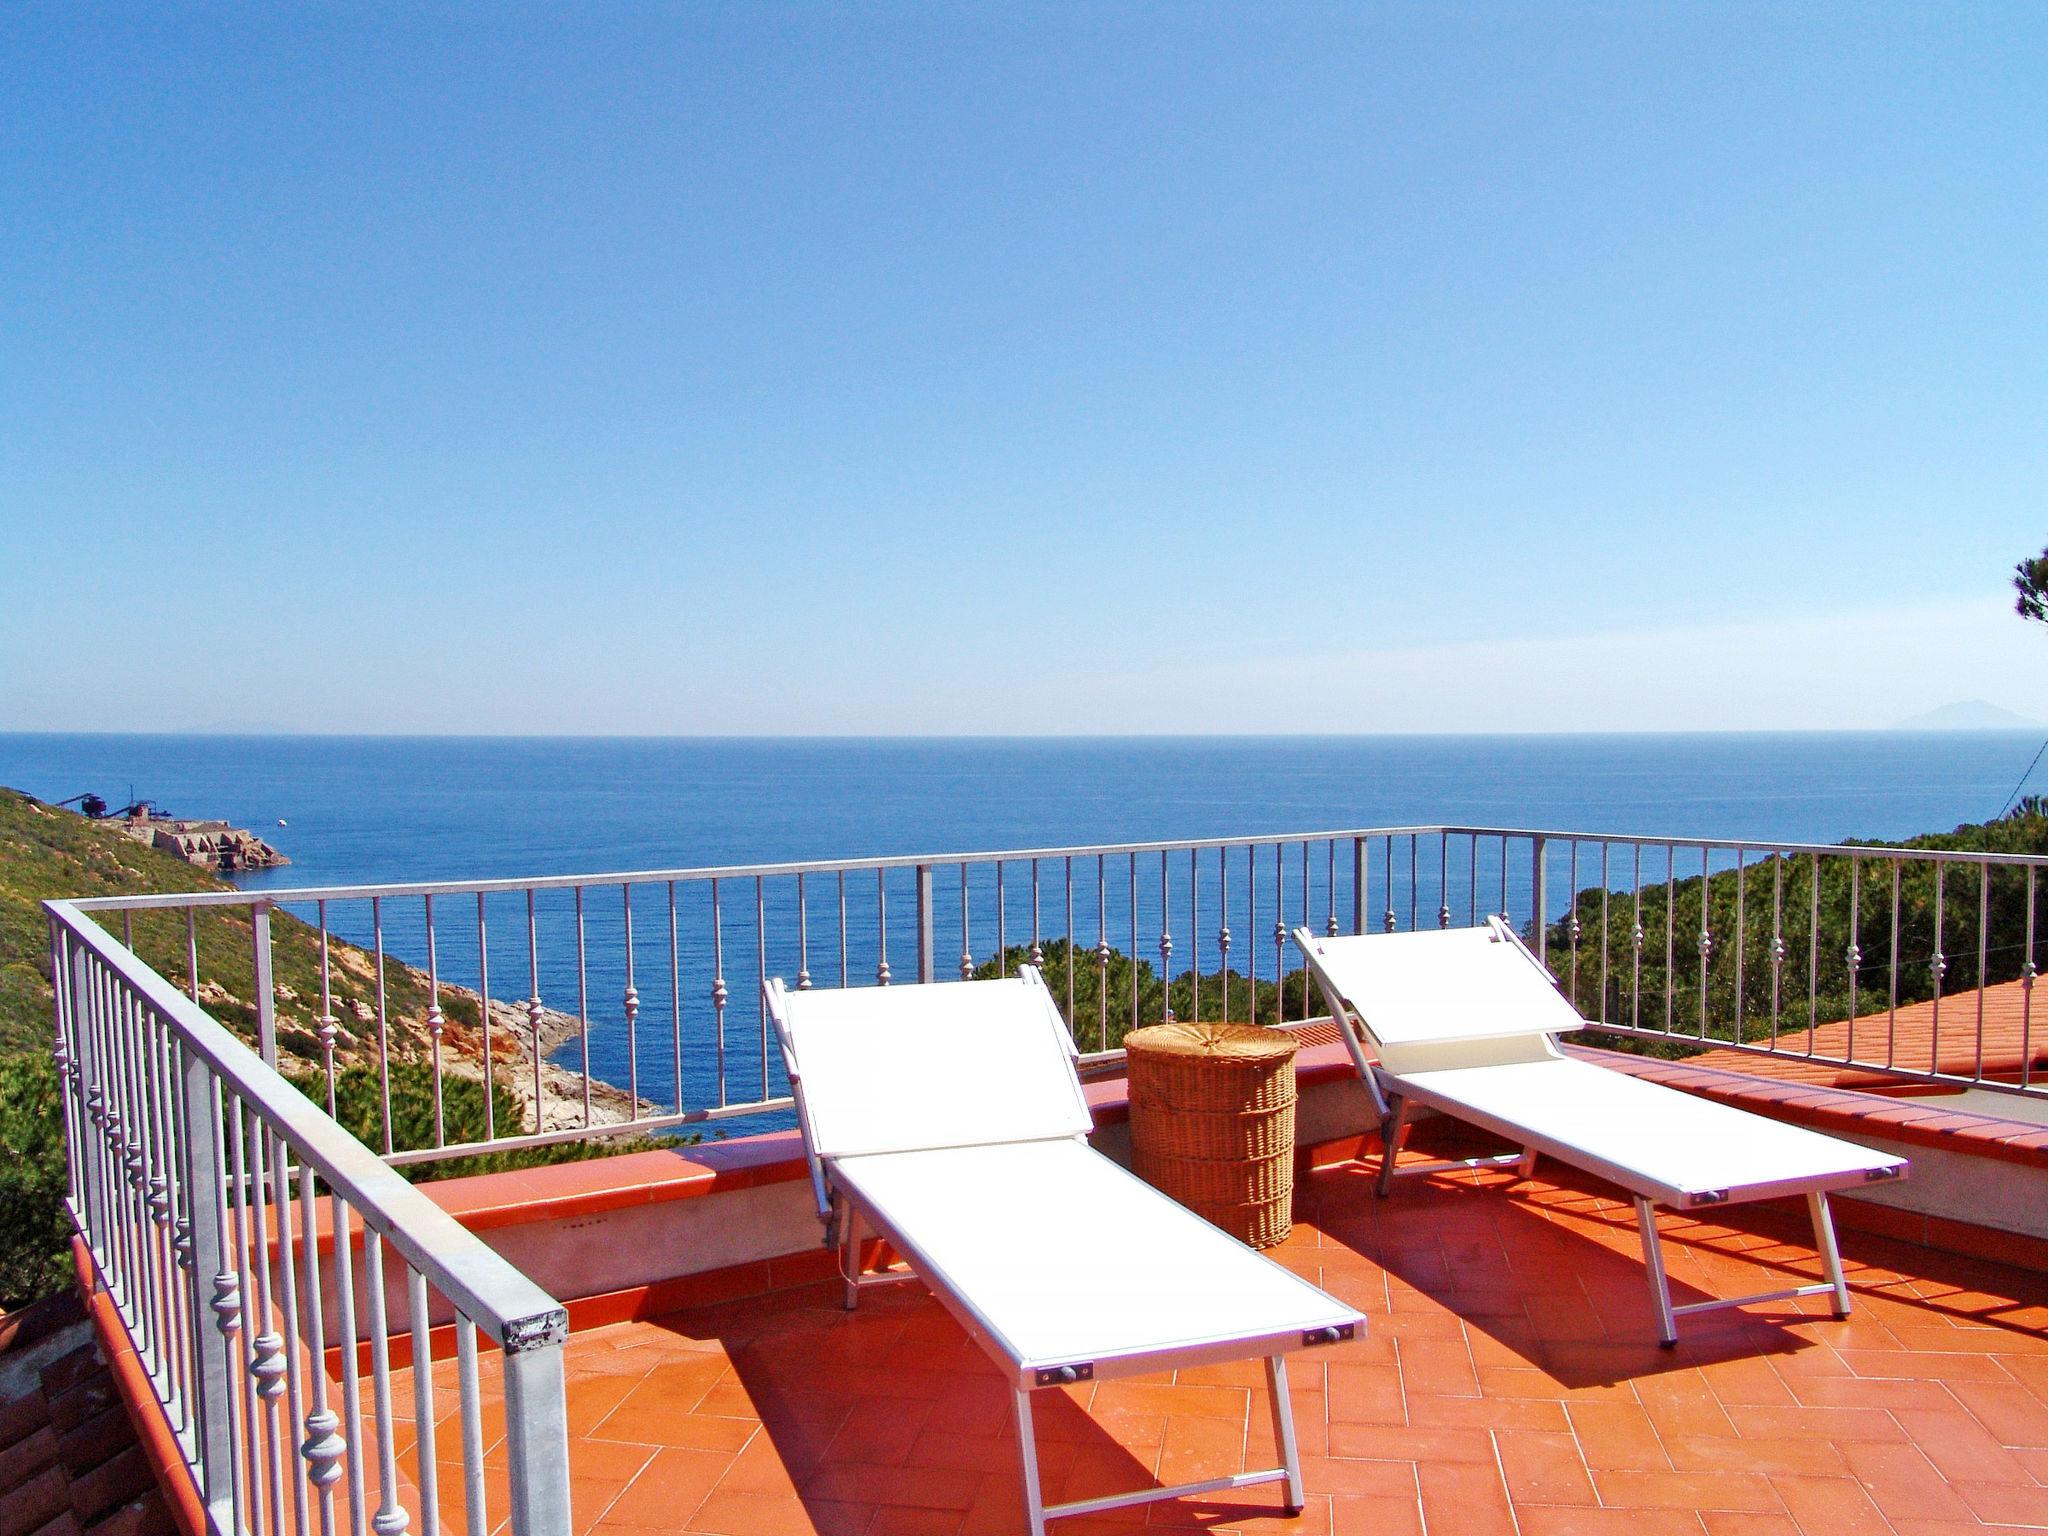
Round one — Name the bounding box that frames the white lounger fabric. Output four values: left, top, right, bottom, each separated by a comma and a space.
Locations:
1395, 1056, 1901, 1206
1294, 921, 1907, 1345
834, 1139, 1357, 1374
774, 977, 1092, 1157
767, 970, 1364, 1532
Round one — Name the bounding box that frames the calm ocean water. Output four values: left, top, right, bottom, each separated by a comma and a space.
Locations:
2, 732, 2039, 890
7, 732, 2042, 1122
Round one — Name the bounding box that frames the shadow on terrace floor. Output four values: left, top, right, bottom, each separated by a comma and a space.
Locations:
489, 1150, 2048, 1536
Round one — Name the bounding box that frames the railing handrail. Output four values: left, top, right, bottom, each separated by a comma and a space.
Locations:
65, 821, 2048, 913
47, 897, 565, 1349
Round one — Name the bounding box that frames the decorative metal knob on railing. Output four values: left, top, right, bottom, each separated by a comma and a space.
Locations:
1094, 937, 1111, 972
2026, 958, 2039, 991
1698, 930, 1713, 963
1770, 934, 1786, 967
250, 1330, 288, 1400
426, 999, 445, 1040
1931, 949, 1947, 984
1158, 932, 1174, 1020
317, 1013, 340, 1054
710, 976, 728, 1011
1633, 923, 1647, 953
875, 955, 891, 986
623, 981, 641, 1029
301, 1408, 346, 1488
1383, 908, 1397, 934
210, 1271, 242, 1338
1437, 904, 1451, 930
1327, 913, 1340, 937
525, 995, 545, 1036
1568, 913, 1583, 947
960, 950, 974, 981
1029, 940, 1044, 967
795, 965, 811, 991
372, 1507, 411, 1536
147, 1172, 170, 1226
1844, 941, 1861, 975
1217, 924, 1231, 957
173, 1216, 193, 1271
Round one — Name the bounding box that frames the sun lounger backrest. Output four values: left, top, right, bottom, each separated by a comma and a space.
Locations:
1296, 921, 1584, 1060
768, 971, 1093, 1159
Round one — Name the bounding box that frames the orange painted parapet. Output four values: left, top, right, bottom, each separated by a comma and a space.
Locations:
72, 1236, 208, 1536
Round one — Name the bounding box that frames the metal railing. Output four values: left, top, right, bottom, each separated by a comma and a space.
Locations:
47, 900, 573, 1536
60, 824, 2048, 1176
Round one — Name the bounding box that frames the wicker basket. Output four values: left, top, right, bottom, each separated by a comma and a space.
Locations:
1125, 1022, 1299, 1249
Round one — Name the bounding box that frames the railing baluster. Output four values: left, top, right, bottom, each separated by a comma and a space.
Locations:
1807, 854, 1821, 1055
477, 893, 495, 1143
1159, 851, 1174, 1023
1631, 844, 1644, 1031
1770, 855, 1784, 1047
296, 1164, 343, 1536
1219, 848, 1233, 1022
959, 862, 973, 981
1385, 836, 1397, 933
1977, 862, 1991, 1081
332, 1188, 370, 1536
623, 885, 641, 1109
712, 880, 729, 1100
575, 887, 592, 1127
373, 897, 391, 1155
1698, 846, 1712, 1039
1064, 858, 1075, 1025
873, 867, 890, 986
668, 882, 683, 1115
1269, 844, 1284, 1019
1888, 860, 1902, 1069
364, 1230, 409, 1536
425, 896, 445, 1147
525, 891, 543, 1134
2025, 867, 2038, 1091
1129, 854, 1140, 1037
796, 873, 810, 991
1846, 857, 1862, 1061
407, 1270, 439, 1536
756, 876, 769, 1101
1733, 850, 1746, 1042
1095, 855, 1110, 1047
455, 1319, 486, 1536
244, 1107, 289, 1536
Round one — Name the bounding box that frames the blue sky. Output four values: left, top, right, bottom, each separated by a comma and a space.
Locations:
3, 4, 2044, 733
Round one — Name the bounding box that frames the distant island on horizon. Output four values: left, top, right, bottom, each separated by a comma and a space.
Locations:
1891, 699, 2041, 731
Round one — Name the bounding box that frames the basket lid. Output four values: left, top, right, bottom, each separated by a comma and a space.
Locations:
1125, 1022, 1298, 1064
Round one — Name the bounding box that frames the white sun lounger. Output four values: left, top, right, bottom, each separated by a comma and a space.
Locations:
1293, 919, 1908, 1346
765, 969, 1364, 1534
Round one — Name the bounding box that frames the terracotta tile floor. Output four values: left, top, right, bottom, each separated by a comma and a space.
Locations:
393, 1159, 2048, 1536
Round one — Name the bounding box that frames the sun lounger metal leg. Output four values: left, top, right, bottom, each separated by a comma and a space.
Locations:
1634, 1197, 1680, 1348
840, 1198, 862, 1312
1265, 1355, 1305, 1514
1809, 1191, 1852, 1318
1013, 1387, 1049, 1536
1376, 1096, 1410, 1197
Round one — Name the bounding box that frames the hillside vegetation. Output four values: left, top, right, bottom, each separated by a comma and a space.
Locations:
0, 788, 651, 1308
1544, 806, 2048, 1056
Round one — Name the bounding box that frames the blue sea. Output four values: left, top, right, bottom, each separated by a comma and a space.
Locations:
6, 733, 2043, 1122
3, 733, 2039, 889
